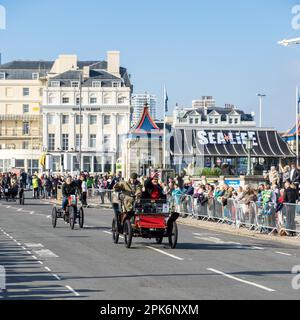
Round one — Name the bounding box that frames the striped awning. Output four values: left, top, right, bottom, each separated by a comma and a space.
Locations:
172, 129, 295, 158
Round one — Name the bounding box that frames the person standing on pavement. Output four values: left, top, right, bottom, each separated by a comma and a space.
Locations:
289, 163, 299, 188
283, 181, 298, 236
80, 175, 88, 207
32, 175, 39, 199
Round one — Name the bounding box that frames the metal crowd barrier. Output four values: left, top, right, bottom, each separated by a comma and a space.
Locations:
180, 196, 300, 237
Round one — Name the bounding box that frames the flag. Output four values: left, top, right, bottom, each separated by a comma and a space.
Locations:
164, 87, 169, 113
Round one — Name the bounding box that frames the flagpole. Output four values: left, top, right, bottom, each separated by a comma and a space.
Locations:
163, 86, 166, 169
296, 86, 299, 167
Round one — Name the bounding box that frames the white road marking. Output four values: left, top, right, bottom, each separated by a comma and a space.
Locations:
207, 268, 276, 292
26, 251, 32, 255
29, 211, 35, 215
53, 274, 61, 281
276, 252, 292, 257
38, 261, 43, 265
103, 231, 112, 235
33, 249, 59, 258
195, 236, 242, 247
44, 267, 51, 272
17, 242, 21, 246
21, 246, 26, 250
46, 215, 51, 219
6, 206, 11, 209
146, 246, 184, 261
193, 232, 220, 237
65, 285, 80, 297
32, 256, 38, 260
25, 243, 44, 248
252, 247, 265, 250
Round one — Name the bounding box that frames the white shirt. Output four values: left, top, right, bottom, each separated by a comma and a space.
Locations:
290, 169, 295, 181
81, 181, 87, 193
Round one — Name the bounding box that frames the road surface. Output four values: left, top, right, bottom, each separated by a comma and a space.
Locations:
0, 195, 299, 300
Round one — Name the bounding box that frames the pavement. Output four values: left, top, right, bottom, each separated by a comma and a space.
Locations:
0, 192, 300, 300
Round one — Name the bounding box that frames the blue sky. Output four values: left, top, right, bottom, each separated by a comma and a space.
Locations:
0, 0, 300, 131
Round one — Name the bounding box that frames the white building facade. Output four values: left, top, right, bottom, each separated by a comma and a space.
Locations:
42, 52, 132, 174
131, 93, 157, 125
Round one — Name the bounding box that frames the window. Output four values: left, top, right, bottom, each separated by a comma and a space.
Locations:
104, 135, 111, 150
75, 134, 82, 150
48, 134, 55, 151
51, 81, 60, 87
6, 88, 13, 97
23, 104, 29, 113
62, 96, 70, 104
103, 93, 111, 104
89, 115, 97, 125
209, 118, 213, 124
90, 96, 97, 104
92, 81, 101, 87
39, 88, 43, 96
118, 95, 126, 104
23, 88, 30, 96
32, 73, 39, 80
234, 118, 239, 124
76, 96, 81, 105
62, 115, 69, 124
48, 114, 55, 125
15, 160, 25, 168
23, 122, 30, 135
112, 82, 121, 88
62, 134, 69, 151
71, 81, 79, 88
89, 134, 96, 148
189, 118, 193, 124
104, 115, 111, 125
214, 118, 218, 124
22, 141, 29, 150
229, 118, 233, 124
118, 115, 125, 126
49, 94, 55, 104
76, 115, 83, 125
0, 72, 6, 80
195, 118, 199, 124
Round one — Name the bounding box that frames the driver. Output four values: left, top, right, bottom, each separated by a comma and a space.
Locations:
62, 176, 78, 213
113, 173, 142, 217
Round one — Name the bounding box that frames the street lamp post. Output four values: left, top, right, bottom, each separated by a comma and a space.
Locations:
246, 138, 254, 176
257, 94, 266, 128
79, 73, 83, 173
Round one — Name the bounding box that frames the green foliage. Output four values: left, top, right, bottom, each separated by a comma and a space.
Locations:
194, 167, 222, 177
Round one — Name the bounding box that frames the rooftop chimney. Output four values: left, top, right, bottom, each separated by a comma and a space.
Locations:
107, 51, 120, 78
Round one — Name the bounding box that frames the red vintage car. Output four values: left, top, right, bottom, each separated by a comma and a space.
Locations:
112, 198, 179, 249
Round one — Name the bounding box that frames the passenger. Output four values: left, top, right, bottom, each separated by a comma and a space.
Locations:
143, 172, 166, 200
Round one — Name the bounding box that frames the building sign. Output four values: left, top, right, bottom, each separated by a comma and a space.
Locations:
224, 179, 241, 189
196, 130, 258, 146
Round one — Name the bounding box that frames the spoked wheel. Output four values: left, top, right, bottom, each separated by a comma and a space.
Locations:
168, 222, 178, 249
155, 237, 163, 244
78, 207, 84, 229
52, 207, 57, 228
69, 207, 76, 230
123, 219, 133, 249
112, 217, 119, 244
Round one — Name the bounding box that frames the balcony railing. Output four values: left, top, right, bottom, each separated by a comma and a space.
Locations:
0, 129, 42, 137
0, 114, 42, 121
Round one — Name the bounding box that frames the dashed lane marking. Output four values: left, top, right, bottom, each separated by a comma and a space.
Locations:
275, 252, 292, 257
33, 249, 59, 258
207, 268, 276, 292
24, 243, 44, 248
146, 246, 185, 261
65, 285, 80, 297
